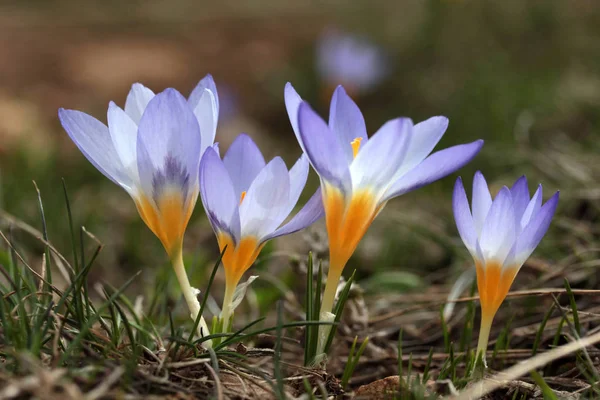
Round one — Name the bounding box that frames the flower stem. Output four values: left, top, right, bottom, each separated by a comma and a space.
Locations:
172, 250, 212, 348
475, 311, 494, 371
315, 264, 343, 357
220, 281, 236, 334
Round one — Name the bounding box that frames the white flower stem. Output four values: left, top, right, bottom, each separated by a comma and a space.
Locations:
172, 250, 212, 348
476, 311, 494, 370
220, 282, 236, 334
315, 265, 343, 357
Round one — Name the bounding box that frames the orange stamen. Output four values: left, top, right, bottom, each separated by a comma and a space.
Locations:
350, 137, 363, 159
239, 191, 247, 205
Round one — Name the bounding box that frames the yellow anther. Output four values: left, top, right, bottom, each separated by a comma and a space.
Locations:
239, 191, 247, 205
350, 137, 363, 159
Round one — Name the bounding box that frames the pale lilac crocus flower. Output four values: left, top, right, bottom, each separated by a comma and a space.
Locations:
58, 75, 219, 344
200, 134, 324, 332
316, 29, 389, 94
285, 83, 484, 355
453, 173, 559, 364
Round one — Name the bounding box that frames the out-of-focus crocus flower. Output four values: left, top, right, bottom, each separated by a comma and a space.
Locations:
453, 173, 559, 365
316, 29, 389, 95
200, 134, 324, 333
285, 83, 484, 355
59, 75, 219, 344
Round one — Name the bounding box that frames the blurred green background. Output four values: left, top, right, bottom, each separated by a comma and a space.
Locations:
0, 1, 598, 321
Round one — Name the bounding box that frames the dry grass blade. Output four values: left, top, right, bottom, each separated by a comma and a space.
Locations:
84, 366, 125, 400
451, 330, 600, 400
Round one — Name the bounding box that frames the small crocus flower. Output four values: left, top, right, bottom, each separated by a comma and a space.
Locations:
316, 29, 389, 95
285, 83, 484, 354
200, 134, 324, 332
58, 75, 219, 343
453, 173, 559, 364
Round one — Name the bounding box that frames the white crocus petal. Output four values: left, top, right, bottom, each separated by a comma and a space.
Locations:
520, 185, 542, 230
124, 83, 155, 124
107, 102, 139, 182
239, 157, 291, 240
58, 108, 133, 192
478, 186, 516, 265
349, 118, 412, 194
193, 89, 218, 156
472, 171, 492, 236
394, 116, 448, 178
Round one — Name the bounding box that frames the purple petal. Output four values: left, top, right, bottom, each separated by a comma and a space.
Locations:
472, 171, 492, 236
453, 177, 478, 255
223, 134, 266, 199
510, 176, 530, 228
511, 191, 558, 267
397, 116, 448, 176
136, 88, 201, 200
286, 154, 310, 213
200, 148, 241, 241
264, 187, 324, 241
192, 88, 218, 157
107, 102, 138, 178
382, 140, 484, 202
479, 186, 516, 264
298, 102, 351, 194
188, 74, 219, 116
239, 157, 291, 240
223, 133, 266, 198
520, 184, 542, 230
329, 86, 368, 162
350, 118, 412, 193
124, 83, 155, 124
59, 108, 132, 191
284, 82, 305, 153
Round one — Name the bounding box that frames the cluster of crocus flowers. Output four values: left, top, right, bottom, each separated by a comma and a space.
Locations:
453, 173, 559, 365
59, 75, 219, 343
199, 134, 323, 333
285, 83, 484, 355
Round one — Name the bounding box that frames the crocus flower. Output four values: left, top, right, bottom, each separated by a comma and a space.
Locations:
316, 29, 388, 95
58, 75, 219, 343
453, 173, 559, 364
285, 83, 484, 355
199, 133, 324, 332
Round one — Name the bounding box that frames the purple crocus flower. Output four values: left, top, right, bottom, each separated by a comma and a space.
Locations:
200, 134, 324, 332
58, 75, 220, 344
453, 173, 559, 364
285, 83, 483, 355
316, 30, 389, 93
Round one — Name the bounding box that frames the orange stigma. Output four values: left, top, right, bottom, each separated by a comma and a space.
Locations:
350, 137, 363, 159
239, 191, 247, 205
